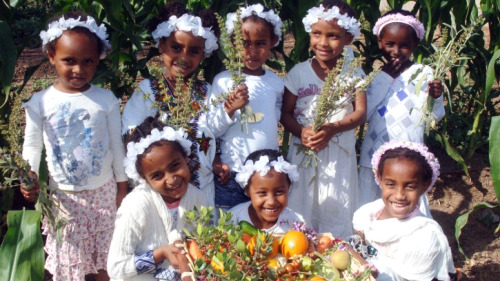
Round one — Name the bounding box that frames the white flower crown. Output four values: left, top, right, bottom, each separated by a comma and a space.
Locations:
152, 13, 218, 58
302, 4, 360, 38
235, 155, 299, 188
225, 4, 283, 47
124, 127, 192, 183
40, 15, 110, 58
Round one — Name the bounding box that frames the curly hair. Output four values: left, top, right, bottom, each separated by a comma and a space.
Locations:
376, 147, 433, 183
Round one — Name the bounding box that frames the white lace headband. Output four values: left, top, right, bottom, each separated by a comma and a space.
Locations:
40, 15, 110, 58
371, 141, 440, 192
373, 13, 425, 41
124, 127, 192, 183
236, 155, 299, 188
302, 4, 360, 38
225, 4, 283, 47
152, 13, 218, 57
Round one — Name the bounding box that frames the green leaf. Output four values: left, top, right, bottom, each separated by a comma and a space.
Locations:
455, 202, 497, 259
434, 131, 469, 176
489, 116, 500, 204
0, 21, 17, 106
0, 209, 44, 281
484, 49, 500, 103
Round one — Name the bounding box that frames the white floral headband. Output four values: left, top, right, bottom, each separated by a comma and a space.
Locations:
371, 141, 440, 192
152, 13, 218, 57
40, 15, 110, 58
236, 155, 299, 188
225, 4, 283, 47
302, 4, 360, 38
373, 13, 425, 41
124, 127, 192, 183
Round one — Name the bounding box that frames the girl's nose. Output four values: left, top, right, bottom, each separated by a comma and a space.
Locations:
394, 187, 405, 199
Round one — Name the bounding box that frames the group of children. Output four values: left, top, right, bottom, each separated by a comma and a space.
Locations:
19, 0, 457, 280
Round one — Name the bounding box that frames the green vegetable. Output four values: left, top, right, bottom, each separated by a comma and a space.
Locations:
238, 220, 258, 236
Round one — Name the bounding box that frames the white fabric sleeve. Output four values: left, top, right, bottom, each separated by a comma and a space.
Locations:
205, 77, 237, 138
22, 102, 43, 174
108, 98, 128, 182
275, 83, 284, 121
121, 79, 155, 135
283, 66, 300, 96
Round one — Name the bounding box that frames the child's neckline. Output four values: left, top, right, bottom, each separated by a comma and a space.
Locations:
52, 84, 92, 95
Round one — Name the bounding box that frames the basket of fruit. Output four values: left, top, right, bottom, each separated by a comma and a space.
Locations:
183, 206, 376, 281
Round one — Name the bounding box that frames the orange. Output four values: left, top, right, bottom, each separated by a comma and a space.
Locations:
248, 234, 279, 258
309, 276, 327, 281
211, 258, 225, 274
280, 230, 309, 259
268, 258, 279, 270
187, 239, 203, 260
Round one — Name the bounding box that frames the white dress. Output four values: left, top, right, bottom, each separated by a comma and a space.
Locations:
229, 201, 305, 235
358, 64, 445, 212
284, 58, 364, 238
107, 183, 210, 281
353, 199, 455, 281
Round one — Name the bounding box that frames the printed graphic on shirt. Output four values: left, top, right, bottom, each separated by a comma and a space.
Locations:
48, 102, 105, 185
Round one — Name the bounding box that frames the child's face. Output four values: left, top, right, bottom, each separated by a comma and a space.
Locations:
48, 31, 100, 93
241, 20, 278, 75
377, 157, 429, 220
159, 31, 205, 81
310, 19, 353, 67
246, 169, 289, 229
141, 142, 190, 204
378, 23, 418, 66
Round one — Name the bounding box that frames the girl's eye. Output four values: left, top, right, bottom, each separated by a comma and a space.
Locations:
86, 59, 94, 64
151, 172, 164, 180
243, 41, 250, 47
190, 49, 200, 55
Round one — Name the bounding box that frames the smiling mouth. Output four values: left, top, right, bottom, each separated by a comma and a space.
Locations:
263, 207, 280, 214
390, 201, 409, 209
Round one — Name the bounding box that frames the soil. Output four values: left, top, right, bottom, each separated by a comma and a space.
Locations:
9, 46, 500, 281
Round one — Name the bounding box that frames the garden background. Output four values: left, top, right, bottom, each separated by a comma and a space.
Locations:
0, 0, 498, 280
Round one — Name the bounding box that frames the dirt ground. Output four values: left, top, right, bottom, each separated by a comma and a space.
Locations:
10, 47, 500, 281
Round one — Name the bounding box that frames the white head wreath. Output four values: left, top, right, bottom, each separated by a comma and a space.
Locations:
124, 127, 192, 183
302, 4, 360, 38
152, 13, 219, 57
225, 4, 283, 47
236, 155, 299, 188
40, 15, 110, 58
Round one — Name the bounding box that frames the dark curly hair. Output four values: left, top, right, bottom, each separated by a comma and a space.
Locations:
378, 9, 420, 42
44, 11, 106, 57
240, 8, 279, 42
126, 117, 188, 179
376, 147, 433, 183
244, 149, 292, 188
148, 1, 220, 38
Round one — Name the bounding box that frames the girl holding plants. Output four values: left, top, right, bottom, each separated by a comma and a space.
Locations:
122, 1, 219, 205
107, 117, 209, 281
207, 4, 284, 210
280, 0, 366, 238
230, 149, 304, 235
353, 141, 457, 281
21, 11, 127, 281
358, 10, 444, 213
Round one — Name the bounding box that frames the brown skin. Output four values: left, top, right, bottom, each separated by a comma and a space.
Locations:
212, 154, 231, 184
378, 23, 442, 98
281, 19, 366, 151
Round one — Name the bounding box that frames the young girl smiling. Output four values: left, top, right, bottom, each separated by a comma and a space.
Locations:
280, 0, 365, 238
108, 117, 209, 281
230, 149, 303, 234
353, 141, 457, 281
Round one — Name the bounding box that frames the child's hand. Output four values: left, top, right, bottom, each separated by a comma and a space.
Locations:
20, 171, 40, 202
300, 125, 315, 148
428, 80, 443, 99
224, 85, 249, 118
213, 162, 231, 185
309, 124, 338, 151
382, 57, 404, 78
154, 241, 186, 268
177, 254, 192, 281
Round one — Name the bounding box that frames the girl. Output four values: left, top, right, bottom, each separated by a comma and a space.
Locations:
358, 10, 444, 212
230, 149, 303, 234
21, 12, 128, 281
207, 4, 284, 210
280, 0, 365, 238
107, 117, 209, 281
353, 141, 457, 281
122, 1, 219, 204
